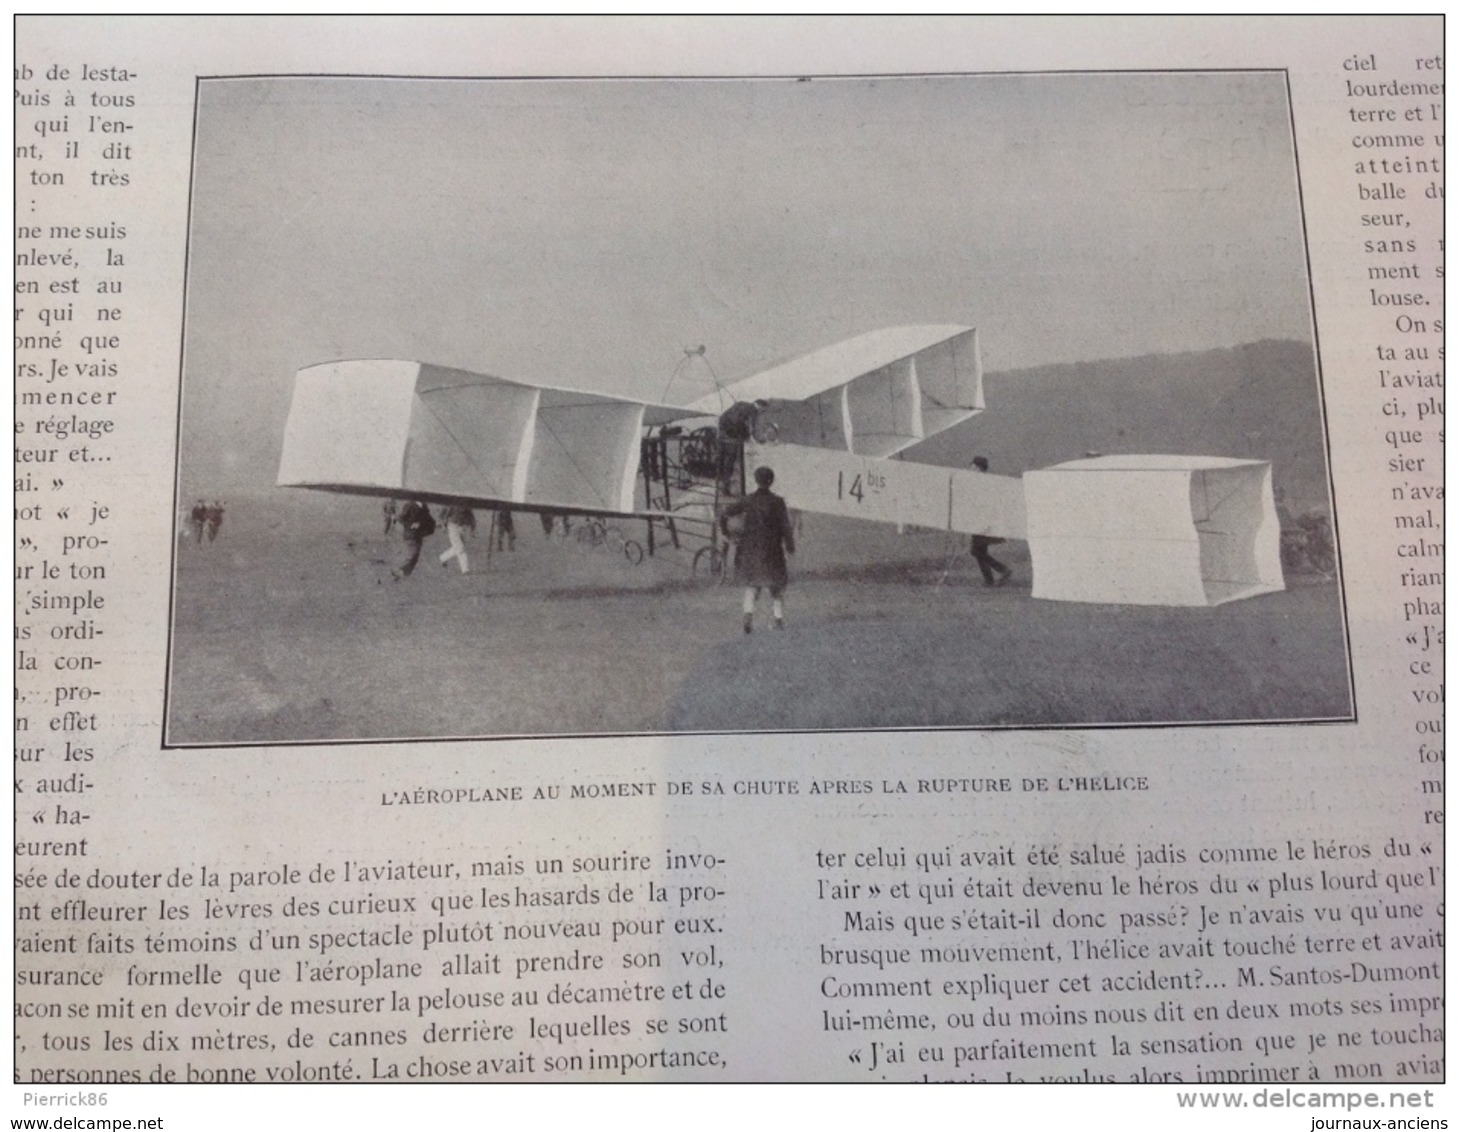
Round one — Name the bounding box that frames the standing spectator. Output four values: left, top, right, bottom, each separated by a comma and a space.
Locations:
205, 501, 225, 542
969, 456, 1011, 587
189, 499, 208, 544
719, 465, 796, 633
495, 509, 516, 552
391, 499, 435, 581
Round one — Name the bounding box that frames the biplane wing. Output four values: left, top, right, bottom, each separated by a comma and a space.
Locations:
277, 325, 982, 512
277, 360, 688, 517
684, 324, 982, 458
276, 329, 1284, 607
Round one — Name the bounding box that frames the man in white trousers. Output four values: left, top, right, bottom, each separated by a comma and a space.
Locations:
438, 503, 475, 574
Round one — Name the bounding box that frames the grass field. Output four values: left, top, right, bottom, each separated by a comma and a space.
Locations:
165, 491, 1352, 745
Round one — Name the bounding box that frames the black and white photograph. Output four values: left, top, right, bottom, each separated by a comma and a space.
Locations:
165, 70, 1354, 745
16, 14, 1444, 1110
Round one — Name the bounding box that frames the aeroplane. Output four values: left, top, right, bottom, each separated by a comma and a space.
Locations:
277, 325, 1285, 606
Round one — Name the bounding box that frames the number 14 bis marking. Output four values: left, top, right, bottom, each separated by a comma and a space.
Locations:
837, 470, 885, 503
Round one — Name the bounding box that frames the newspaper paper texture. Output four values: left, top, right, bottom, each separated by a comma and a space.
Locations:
10, 15, 1446, 1118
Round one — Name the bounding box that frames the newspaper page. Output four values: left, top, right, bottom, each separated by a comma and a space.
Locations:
10, 14, 1446, 1127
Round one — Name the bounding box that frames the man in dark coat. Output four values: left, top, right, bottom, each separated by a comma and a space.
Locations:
494, 508, 515, 552
391, 499, 434, 581
716, 399, 769, 494
969, 456, 1011, 587
189, 499, 207, 544
719, 465, 795, 633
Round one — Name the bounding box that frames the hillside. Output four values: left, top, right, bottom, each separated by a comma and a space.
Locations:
905, 339, 1332, 512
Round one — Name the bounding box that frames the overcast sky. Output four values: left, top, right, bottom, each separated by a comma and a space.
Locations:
180, 72, 1314, 490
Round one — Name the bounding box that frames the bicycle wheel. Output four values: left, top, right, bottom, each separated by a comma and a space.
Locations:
576, 519, 606, 550
623, 540, 644, 566
693, 545, 724, 579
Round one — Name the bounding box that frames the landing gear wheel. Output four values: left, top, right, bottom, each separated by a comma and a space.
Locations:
693, 545, 725, 580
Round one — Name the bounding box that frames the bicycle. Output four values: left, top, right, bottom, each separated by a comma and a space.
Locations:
575, 518, 640, 564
